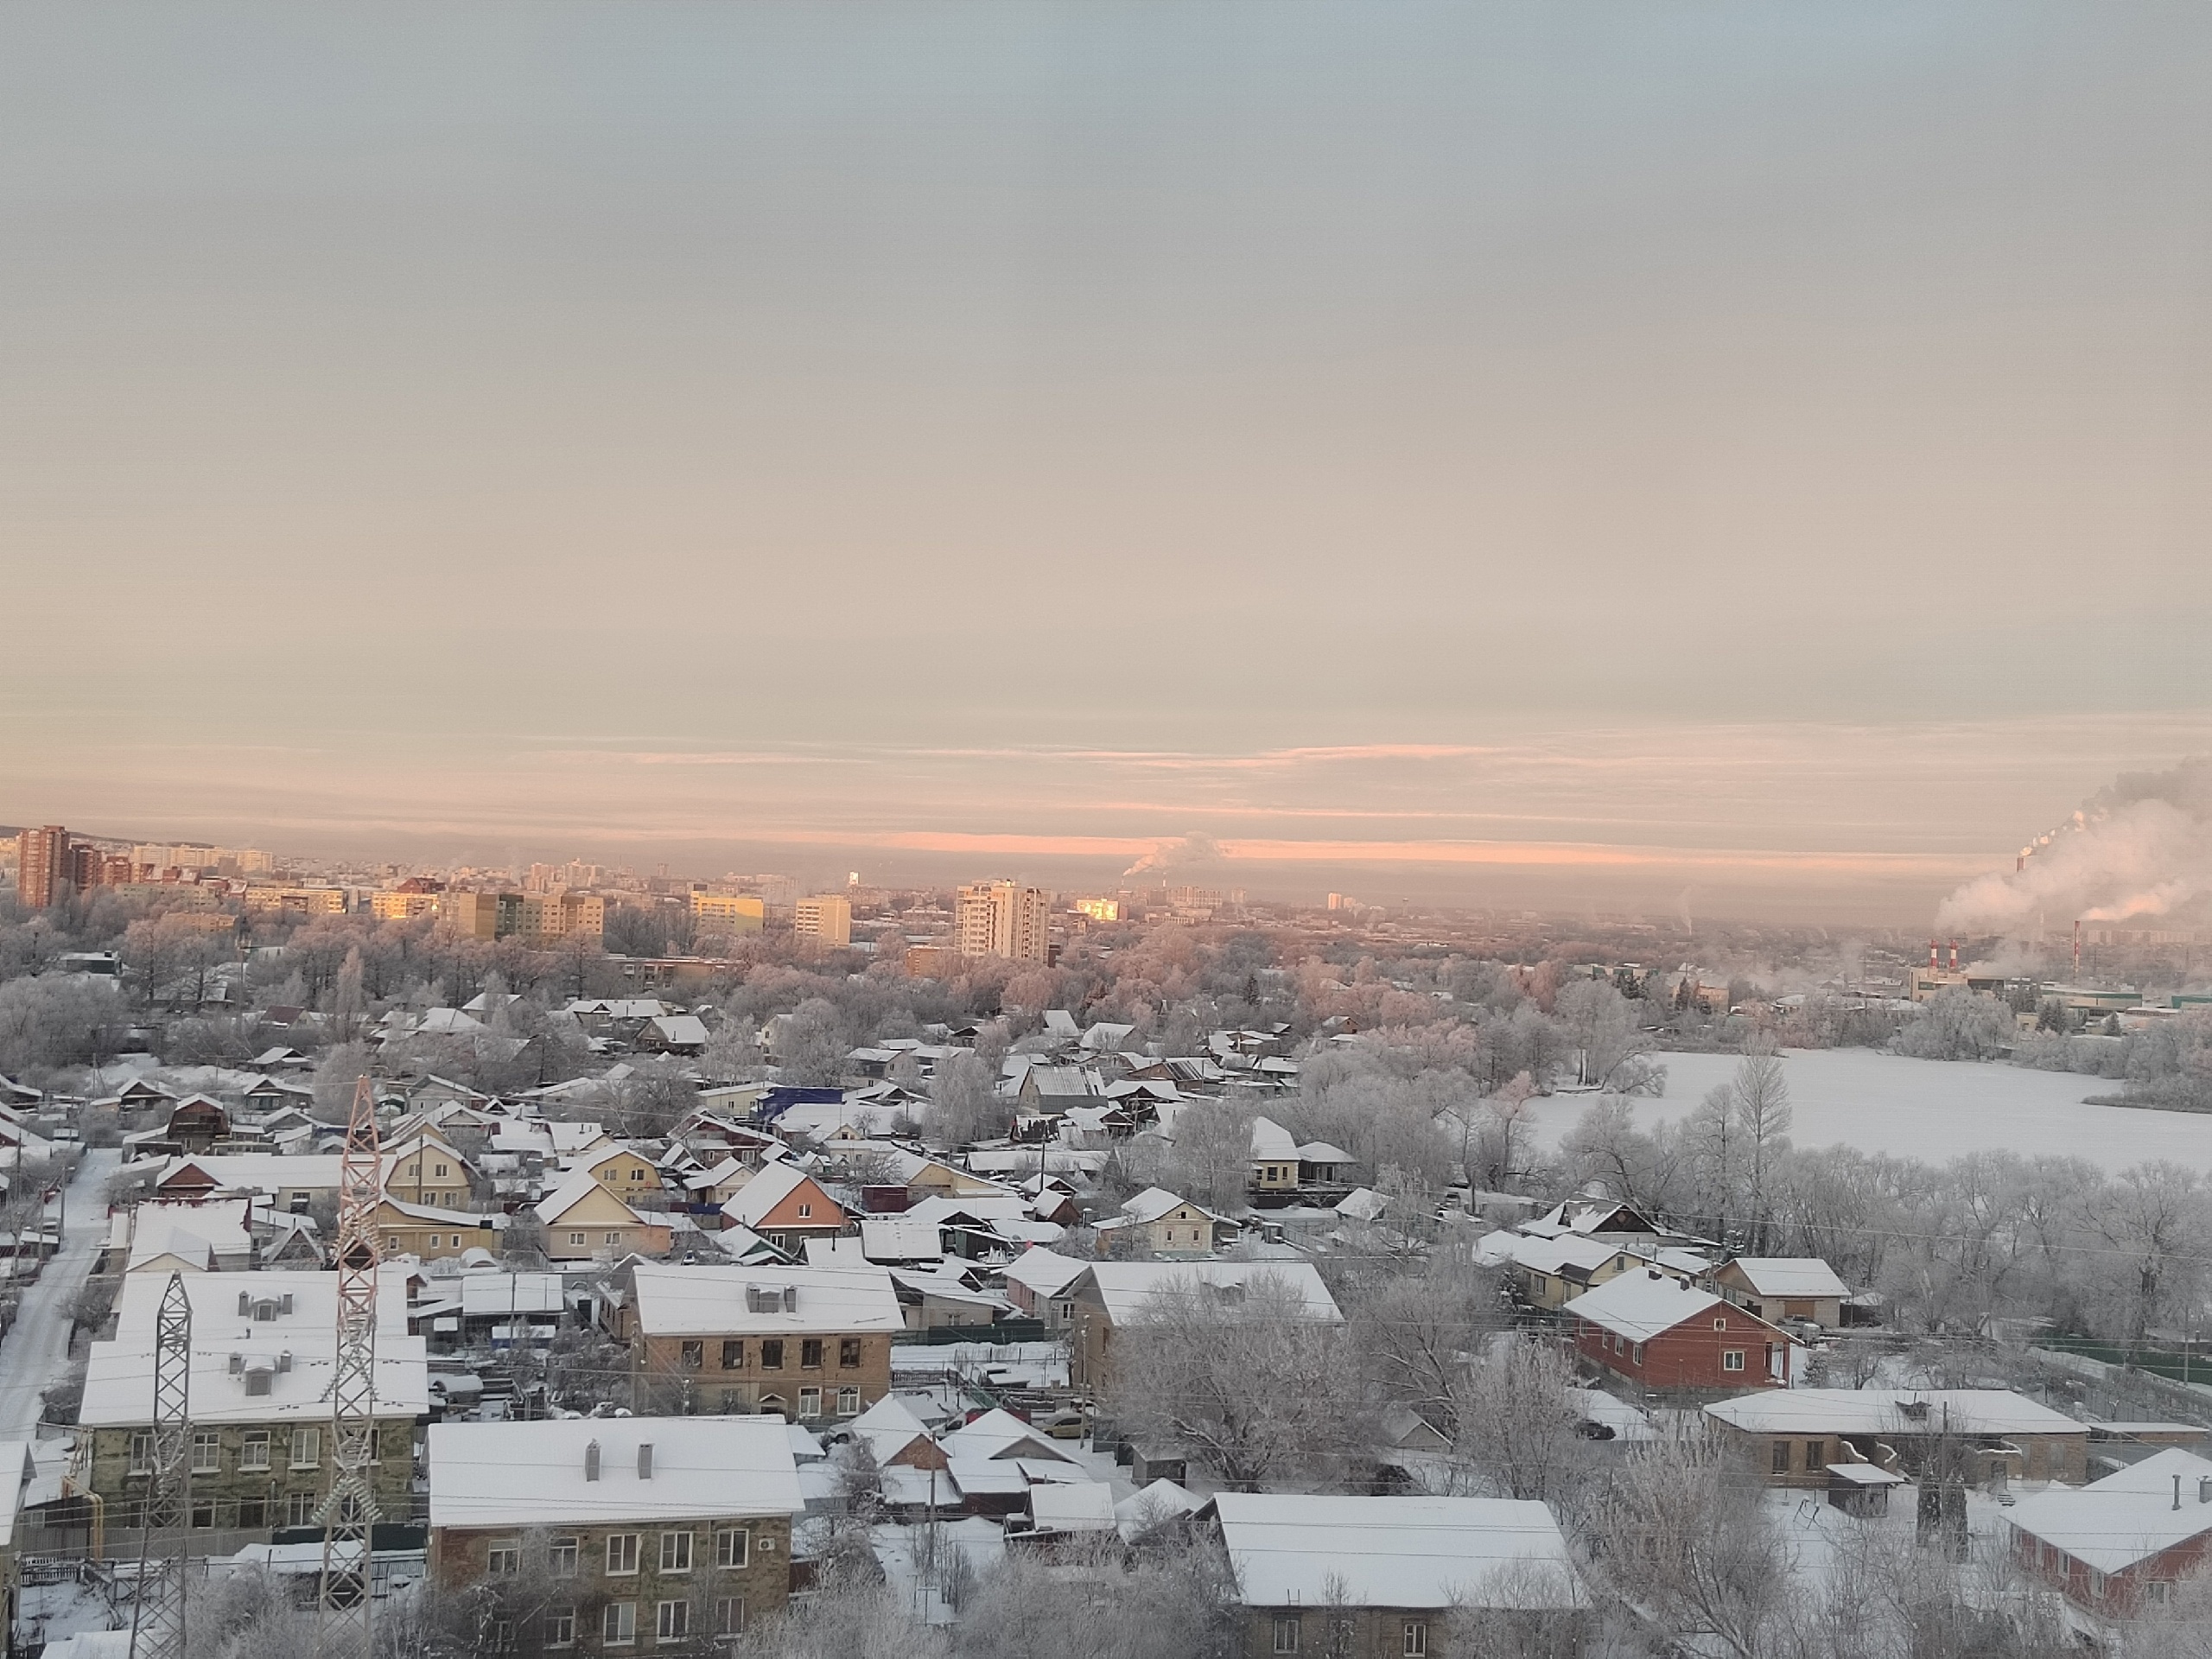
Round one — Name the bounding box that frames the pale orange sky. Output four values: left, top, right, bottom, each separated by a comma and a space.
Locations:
4, 4, 2209, 920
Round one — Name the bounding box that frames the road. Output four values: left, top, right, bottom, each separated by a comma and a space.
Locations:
0, 1149, 118, 1439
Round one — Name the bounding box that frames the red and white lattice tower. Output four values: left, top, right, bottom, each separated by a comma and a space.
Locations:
316, 1077, 383, 1657
128, 1271, 193, 1659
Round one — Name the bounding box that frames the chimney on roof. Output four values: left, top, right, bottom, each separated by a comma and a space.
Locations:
2200, 1477, 2212, 1505
2176, 1472, 2183, 1512
585, 1440, 601, 1482
638, 1443, 654, 1480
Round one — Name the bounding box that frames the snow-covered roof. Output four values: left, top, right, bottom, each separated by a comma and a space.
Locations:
719, 1159, 834, 1229
1720, 1257, 1850, 1299
2008, 1448, 2212, 1574
1074, 1261, 1344, 1325
939, 1409, 1079, 1465
850, 1394, 935, 1464
1116, 1478, 1200, 1540
1561, 1270, 1738, 1343
1030, 1480, 1117, 1532
1211, 1493, 1586, 1611
1249, 1116, 1300, 1161
1706, 1389, 2085, 1440
1294, 1141, 1356, 1165
651, 1014, 710, 1047
456, 1272, 566, 1319
857, 1218, 944, 1263
428, 1416, 803, 1530
628, 1262, 903, 1336
532, 1169, 652, 1229
1001, 1248, 1091, 1299
1119, 1187, 1216, 1227
158, 1154, 346, 1195
1334, 1187, 1387, 1223
1511, 1235, 1624, 1276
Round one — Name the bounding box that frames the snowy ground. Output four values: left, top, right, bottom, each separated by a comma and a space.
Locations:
0, 1149, 119, 1438
1520, 1048, 2212, 1171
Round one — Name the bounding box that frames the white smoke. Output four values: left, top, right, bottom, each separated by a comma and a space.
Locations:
1934, 758, 2212, 936
1124, 831, 1224, 878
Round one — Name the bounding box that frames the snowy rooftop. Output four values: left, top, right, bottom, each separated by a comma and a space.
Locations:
1001, 1248, 1091, 1299
629, 1262, 903, 1336
1075, 1261, 1344, 1325
1029, 1480, 1117, 1532
1705, 1389, 2085, 1439
1211, 1493, 1586, 1611
1560, 1269, 1732, 1342
427, 1416, 803, 1530
1722, 1257, 1850, 1299
2007, 1448, 2212, 1574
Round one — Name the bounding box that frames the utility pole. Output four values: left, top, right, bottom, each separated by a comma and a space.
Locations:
129, 1271, 193, 1659
316, 1077, 383, 1658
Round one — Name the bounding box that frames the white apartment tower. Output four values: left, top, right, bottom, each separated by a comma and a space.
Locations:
956, 880, 1050, 962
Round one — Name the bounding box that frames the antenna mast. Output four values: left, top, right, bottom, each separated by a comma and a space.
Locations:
128, 1270, 193, 1659
317, 1076, 384, 1656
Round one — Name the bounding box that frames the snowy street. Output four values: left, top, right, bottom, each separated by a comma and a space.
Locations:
0, 1149, 118, 1440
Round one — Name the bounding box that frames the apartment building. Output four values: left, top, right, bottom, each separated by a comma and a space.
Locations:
791, 895, 852, 948
623, 1262, 902, 1422
955, 880, 1049, 962
428, 1418, 803, 1656
690, 892, 766, 934
16, 826, 70, 909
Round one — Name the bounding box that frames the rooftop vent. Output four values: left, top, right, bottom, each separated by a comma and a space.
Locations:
746, 1285, 798, 1313
638, 1443, 654, 1480
584, 1440, 601, 1482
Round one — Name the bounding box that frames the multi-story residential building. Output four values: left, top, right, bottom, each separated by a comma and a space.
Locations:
689, 891, 765, 934
791, 895, 852, 948
955, 880, 1049, 962
524, 892, 605, 944
369, 886, 443, 922
1073, 897, 1120, 922
17, 826, 70, 909
428, 1417, 803, 1656
240, 885, 348, 916
79, 1268, 427, 1540
622, 1262, 903, 1422
1066, 1261, 1344, 1393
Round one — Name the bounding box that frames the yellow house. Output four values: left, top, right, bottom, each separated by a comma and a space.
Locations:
383, 1132, 476, 1209
1249, 1116, 1301, 1195
374, 1197, 505, 1261
570, 1142, 664, 1195
533, 1174, 673, 1262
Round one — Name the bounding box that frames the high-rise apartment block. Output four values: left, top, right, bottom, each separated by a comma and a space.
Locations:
956, 880, 1050, 961
691, 891, 766, 934
17, 826, 70, 909
443, 889, 602, 944
793, 895, 853, 947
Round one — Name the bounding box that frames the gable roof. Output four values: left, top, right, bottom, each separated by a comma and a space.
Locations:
1211, 1493, 1586, 1611
1249, 1116, 1300, 1161
1704, 1389, 2084, 1440
720, 1159, 840, 1229
1073, 1261, 1344, 1325
1002, 1248, 1092, 1300
428, 1417, 803, 1529
1561, 1269, 1755, 1343
2006, 1447, 2212, 1575
628, 1262, 903, 1337
533, 1170, 655, 1229
1719, 1258, 1850, 1299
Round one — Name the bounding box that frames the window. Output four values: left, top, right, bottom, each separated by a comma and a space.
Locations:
569, 1231, 586, 1247
681, 1340, 704, 1370
721, 1339, 744, 1370
1721, 1351, 1745, 1373
798, 1388, 822, 1420
492, 1620, 514, 1651
607, 1533, 640, 1575
760, 1339, 785, 1370
1713, 1316, 1728, 1330
546, 1608, 575, 1649
128, 1432, 153, 1475
715, 1597, 747, 1637
605, 1232, 620, 1247
1631, 1343, 1646, 1365
2149, 1581, 2174, 1605
602, 1602, 637, 1647
236, 1496, 266, 1529
190, 1499, 215, 1529
838, 1388, 860, 1416
241, 1431, 270, 1471
716, 1529, 749, 1569
1529, 1274, 1548, 1297
661, 1531, 693, 1573
839, 1338, 861, 1369
435, 1163, 448, 1178
1804, 1440, 1825, 1470
1772, 1440, 1791, 1474
796, 1203, 811, 1219
801, 1339, 823, 1370
290, 1427, 321, 1468
286, 1491, 316, 1527
1273, 1615, 1302, 1654
487, 1539, 521, 1576
1402, 1620, 1428, 1657
549, 1536, 578, 1577
657, 1601, 690, 1641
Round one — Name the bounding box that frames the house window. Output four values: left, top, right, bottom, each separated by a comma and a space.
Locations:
435, 1163, 448, 1178
681, 1341, 704, 1370
602, 1602, 637, 1647
241, 1432, 271, 1471
801, 1339, 823, 1370
1631, 1343, 1645, 1366
761, 1340, 785, 1370
715, 1597, 747, 1636
721, 1339, 744, 1370
605, 1232, 620, 1247
661, 1531, 693, 1573
839, 1338, 861, 1369
716, 1529, 749, 1569
128, 1433, 153, 1475
607, 1533, 640, 1575
1529, 1275, 1548, 1297
1713, 1317, 1727, 1330
656, 1601, 690, 1641
2149, 1581, 2173, 1604
797, 1203, 811, 1219
291, 1427, 321, 1468
1804, 1440, 1825, 1470
798, 1388, 822, 1420
1403, 1620, 1428, 1657
487, 1539, 521, 1576
493, 1619, 514, 1651
1273, 1615, 1301, 1653
549, 1537, 578, 1577
1721, 1351, 1745, 1372
190, 1499, 215, 1529
546, 1608, 575, 1649
237, 1497, 267, 1529
191, 1431, 221, 1474
838, 1388, 861, 1416
569, 1232, 586, 1247
286, 1491, 316, 1527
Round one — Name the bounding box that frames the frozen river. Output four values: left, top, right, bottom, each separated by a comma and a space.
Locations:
1520, 1046, 2212, 1173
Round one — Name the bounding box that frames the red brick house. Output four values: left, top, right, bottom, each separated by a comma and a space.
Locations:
720, 1160, 848, 1252
1563, 1268, 1792, 1395
2009, 1448, 2212, 1615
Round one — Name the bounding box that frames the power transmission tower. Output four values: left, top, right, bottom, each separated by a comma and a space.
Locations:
317, 1077, 384, 1658
129, 1271, 193, 1659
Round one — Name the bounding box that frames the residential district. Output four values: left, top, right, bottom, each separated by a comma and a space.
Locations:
1, 824, 2211, 1656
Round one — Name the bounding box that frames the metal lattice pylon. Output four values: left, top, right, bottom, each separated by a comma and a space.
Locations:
316, 1077, 383, 1658
128, 1270, 193, 1659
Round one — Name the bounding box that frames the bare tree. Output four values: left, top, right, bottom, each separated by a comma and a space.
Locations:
953, 1535, 1239, 1659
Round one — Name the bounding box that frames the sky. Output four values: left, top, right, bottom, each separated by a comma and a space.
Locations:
5, 3, 2210, 922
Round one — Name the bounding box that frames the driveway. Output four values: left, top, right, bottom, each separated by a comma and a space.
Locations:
0, 1148, 118, 1438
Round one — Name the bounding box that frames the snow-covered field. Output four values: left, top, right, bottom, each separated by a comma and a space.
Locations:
1521, 1047, 2212, 1172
